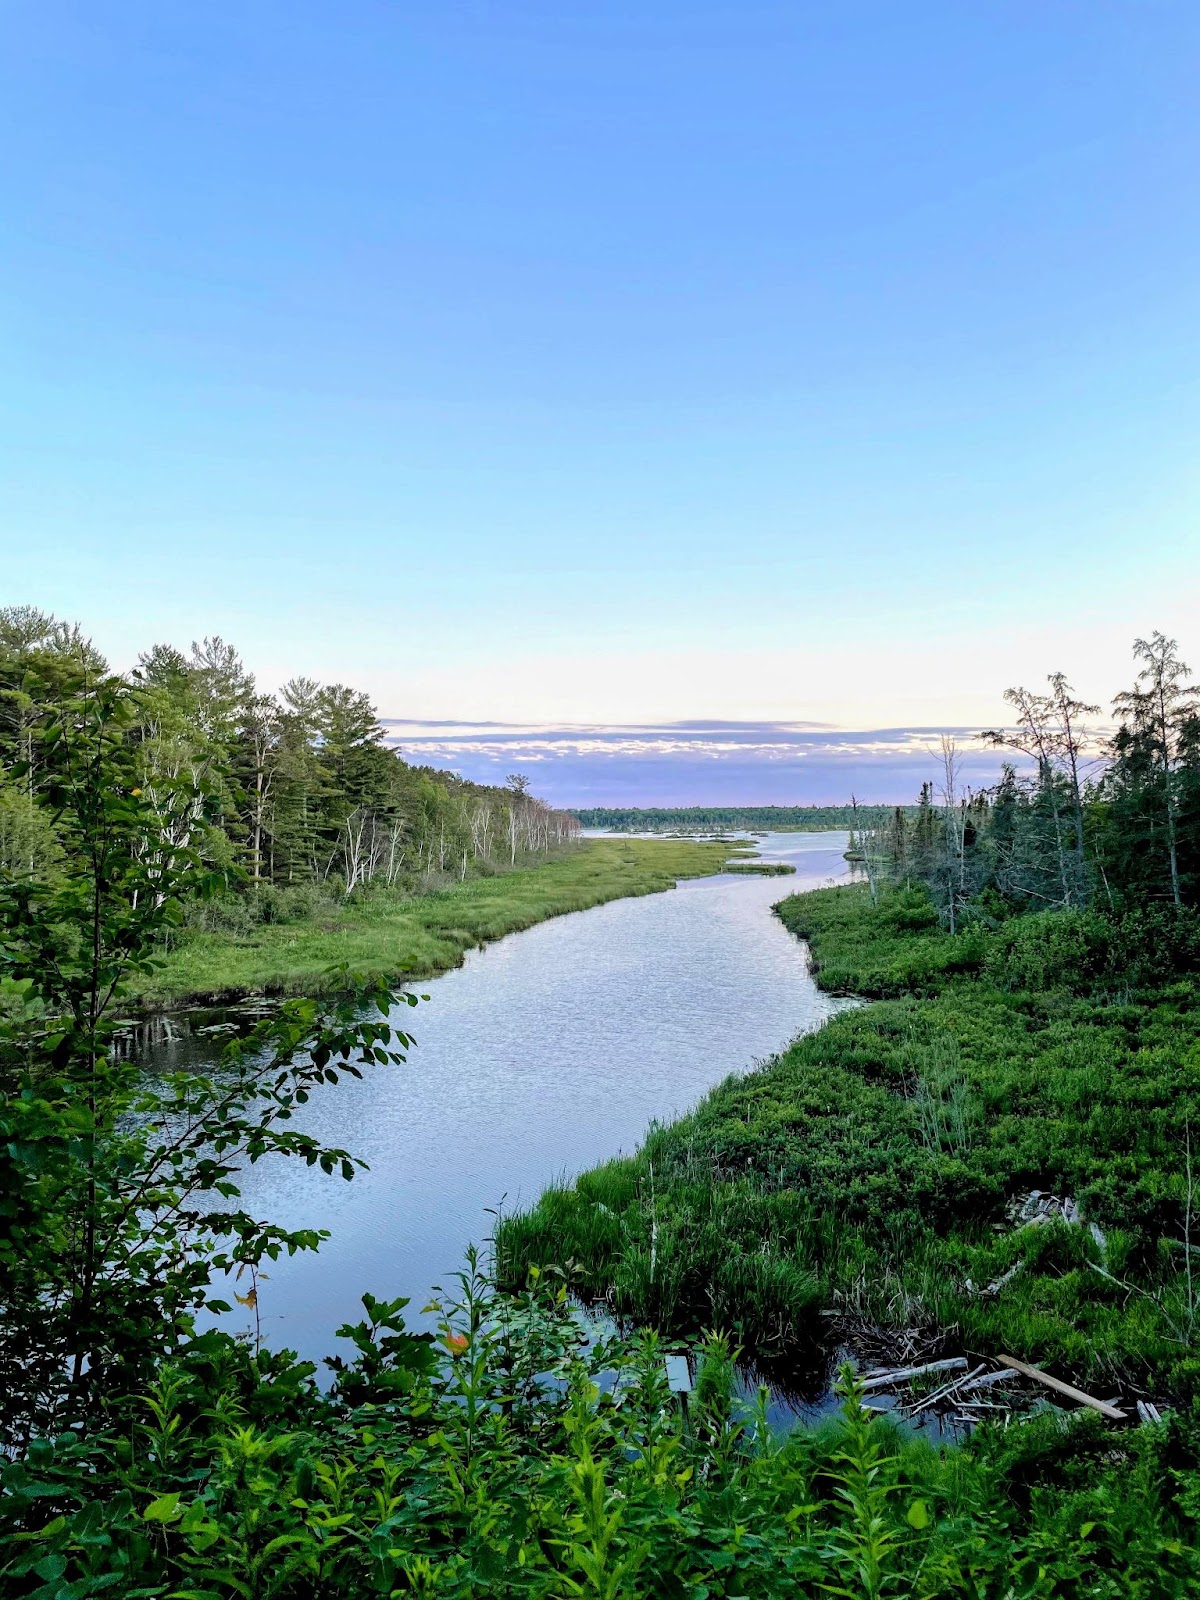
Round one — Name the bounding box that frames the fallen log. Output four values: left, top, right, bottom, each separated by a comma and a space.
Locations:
996, 1354, 1125, 1421
859, 1357, 968, 1393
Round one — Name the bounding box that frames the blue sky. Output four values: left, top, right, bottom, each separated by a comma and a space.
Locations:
3, 2, 1198, 802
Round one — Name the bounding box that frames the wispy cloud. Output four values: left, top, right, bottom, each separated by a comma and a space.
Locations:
381, 719, 1033, 806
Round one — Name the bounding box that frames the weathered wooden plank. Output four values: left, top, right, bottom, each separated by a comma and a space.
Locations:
997, 1354, 1125, 1421
664, 1355, 692, 1394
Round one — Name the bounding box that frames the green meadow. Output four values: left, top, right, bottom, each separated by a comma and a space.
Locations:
136, 836, 734, 1005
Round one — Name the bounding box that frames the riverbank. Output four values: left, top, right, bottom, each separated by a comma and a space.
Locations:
135, 836, 736, 1006
497, 882, 1200, 1408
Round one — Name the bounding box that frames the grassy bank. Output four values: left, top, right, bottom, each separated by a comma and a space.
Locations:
497, 883, 1200, 1402
725, 860, 797, 876
137, 836, 734, 1006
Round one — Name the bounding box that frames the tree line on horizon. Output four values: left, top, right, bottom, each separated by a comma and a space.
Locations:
573, 802, 906, 832
0, 606, 579, 909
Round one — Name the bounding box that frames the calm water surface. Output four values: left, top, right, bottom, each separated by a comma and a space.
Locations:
143, 831, 854, 1369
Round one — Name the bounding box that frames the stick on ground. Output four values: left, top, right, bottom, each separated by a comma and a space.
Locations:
997, 1354, 1125, 1421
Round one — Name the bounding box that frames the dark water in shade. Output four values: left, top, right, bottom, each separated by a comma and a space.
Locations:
139, 831, 857, 1398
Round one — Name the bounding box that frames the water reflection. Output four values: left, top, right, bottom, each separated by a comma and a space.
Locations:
139, 831, 854, 1386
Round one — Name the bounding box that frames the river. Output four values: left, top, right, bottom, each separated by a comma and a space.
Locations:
139, 830, 855, 1375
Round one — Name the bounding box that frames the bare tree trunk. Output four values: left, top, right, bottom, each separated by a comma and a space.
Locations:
938, 738, 961, 934
251, 767, 264, 883
1158, 680, 1183, 908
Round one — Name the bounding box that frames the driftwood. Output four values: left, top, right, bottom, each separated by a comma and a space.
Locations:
961, 1368, 1017, 1393
997, 1354, 1125, 1421
1007, 1190, 1081, 1228
909, 1363, 986, 1415
859, 1357, 967, 1393
970, 1260, 1025, 1298
852, 1349, 1138, 1435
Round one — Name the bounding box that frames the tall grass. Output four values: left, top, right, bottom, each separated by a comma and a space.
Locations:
498, 882, 1200, 1397
137, 837, 732, 1005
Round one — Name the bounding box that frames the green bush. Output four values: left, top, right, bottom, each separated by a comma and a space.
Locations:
4, 1266, 1199, 1599
1108, 906, 1200, 986
984, 908, 1114, 992
884, 885, 941, 932
255, 882, 340, 924
182, 891, 259, 934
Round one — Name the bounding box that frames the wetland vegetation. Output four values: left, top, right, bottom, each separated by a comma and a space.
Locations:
498, 882, 1200, 1398
723, 860, 797, 876
5, 620, 1200, 1594
138, 835, 735, 1005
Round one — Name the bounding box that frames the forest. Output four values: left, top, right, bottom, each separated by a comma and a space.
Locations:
853, 641, 1200, 924
0, 605, 579, 901
5, 628, 1200, 1595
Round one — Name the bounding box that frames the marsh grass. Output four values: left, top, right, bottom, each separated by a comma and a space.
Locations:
725, 861, 798, 876
498, 882, 1200, 1399
904, 1032, 979, 1156
137, 837, 732, 1005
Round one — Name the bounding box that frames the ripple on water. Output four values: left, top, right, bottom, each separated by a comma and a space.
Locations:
139, 832, 856, 1394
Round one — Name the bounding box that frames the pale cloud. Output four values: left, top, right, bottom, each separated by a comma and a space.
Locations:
382, 719, 1073, 807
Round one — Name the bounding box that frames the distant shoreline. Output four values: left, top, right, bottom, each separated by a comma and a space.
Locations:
573, 804, 913, 833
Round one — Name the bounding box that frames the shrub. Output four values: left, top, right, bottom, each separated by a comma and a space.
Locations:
984, 909, 1113, 992
1108, 907, 1200, 987
254, 882, 338, 924
181, 892, 258, 934
884, 886, 941, 932
5, 1281, 1198, 1598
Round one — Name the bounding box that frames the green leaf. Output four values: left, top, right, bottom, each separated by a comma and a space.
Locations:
143, 1492, 183, 1523
906, 1499, 930, 1530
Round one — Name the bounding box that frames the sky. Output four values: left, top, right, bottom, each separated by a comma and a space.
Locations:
2, 2, 1198, 804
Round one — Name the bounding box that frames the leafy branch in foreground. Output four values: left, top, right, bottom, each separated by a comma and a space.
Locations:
4, 1266, 1199, 1597
0, 669, 420, 1447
